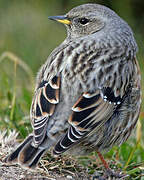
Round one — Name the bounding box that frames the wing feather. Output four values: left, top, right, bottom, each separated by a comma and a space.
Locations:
53, 90, 114, 155
31, 76, 60, 147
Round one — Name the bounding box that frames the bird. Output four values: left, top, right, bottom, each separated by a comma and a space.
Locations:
5, 3, 141, 178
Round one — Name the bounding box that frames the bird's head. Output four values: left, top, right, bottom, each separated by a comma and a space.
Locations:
48, 4, 124, 39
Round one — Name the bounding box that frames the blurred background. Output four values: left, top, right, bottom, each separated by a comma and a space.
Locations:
0, 0, 144, 173
0, 0, 144, 73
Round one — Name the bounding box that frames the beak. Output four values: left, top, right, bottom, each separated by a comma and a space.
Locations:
48, 15, 71, 25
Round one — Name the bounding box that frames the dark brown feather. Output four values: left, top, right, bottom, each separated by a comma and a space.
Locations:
31, 76, 61, 146
53, 90, 114, 155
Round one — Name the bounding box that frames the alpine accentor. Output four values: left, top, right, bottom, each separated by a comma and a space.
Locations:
5, 3, 141, 177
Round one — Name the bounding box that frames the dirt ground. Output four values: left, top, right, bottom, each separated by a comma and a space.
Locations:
0, 163, 90, 180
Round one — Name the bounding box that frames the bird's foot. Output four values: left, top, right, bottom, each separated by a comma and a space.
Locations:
93, 168, 128, 180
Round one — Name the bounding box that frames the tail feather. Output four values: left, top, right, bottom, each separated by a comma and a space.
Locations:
4, 135, 33, 164
18, 142, 38, 164
4, 134, 46, 168
18, 142, 45, 168
28, 149, 45, 168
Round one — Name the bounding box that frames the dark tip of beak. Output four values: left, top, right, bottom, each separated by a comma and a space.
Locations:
48, 15, 67, 21
48, 15, 71, 25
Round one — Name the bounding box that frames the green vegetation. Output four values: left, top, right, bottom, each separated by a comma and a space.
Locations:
0, 0, 144, 179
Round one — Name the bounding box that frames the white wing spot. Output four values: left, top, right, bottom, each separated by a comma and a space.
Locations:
117, 101, 121, 105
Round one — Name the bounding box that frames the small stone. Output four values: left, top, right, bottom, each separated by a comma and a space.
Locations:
66, 175, 73, 179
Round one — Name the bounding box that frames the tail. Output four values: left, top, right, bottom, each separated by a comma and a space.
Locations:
4, 134, 46, 169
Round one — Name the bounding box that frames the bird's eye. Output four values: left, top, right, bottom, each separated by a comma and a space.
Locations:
79, 18, 89, 25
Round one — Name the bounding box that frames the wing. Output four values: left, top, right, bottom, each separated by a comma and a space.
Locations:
30, 76, 60, 147
53, 53, 136, 155
53, 89, 115, 155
